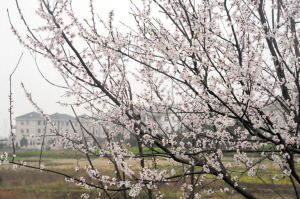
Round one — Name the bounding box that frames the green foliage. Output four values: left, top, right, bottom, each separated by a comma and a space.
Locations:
128, 135, 137, 147
114, 132, 138, 147
15, 150, 58, 155
20, 137, 28, 147
126, 147, 165, 154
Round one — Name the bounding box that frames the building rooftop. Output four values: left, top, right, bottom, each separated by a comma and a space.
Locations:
16, 112, 43, 119
16, 112, 75, 120
78, 114, 89, 118
49, 113, 75, 120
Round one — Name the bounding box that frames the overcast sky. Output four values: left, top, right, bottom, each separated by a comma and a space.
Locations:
0, 0, 137, 138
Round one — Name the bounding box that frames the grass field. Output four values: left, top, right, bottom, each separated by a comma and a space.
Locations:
0, 149, 298, 199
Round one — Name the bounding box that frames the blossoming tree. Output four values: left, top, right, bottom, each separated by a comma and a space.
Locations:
6, 0, 300, 198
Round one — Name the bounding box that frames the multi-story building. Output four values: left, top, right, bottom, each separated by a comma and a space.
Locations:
16, 102, 287, 150
15, 112, 107, 149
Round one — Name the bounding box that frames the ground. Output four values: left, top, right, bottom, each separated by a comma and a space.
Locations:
0, 149, 297, 198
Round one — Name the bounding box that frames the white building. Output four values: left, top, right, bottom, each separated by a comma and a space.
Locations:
15, 112, 107, 149
14, 109, 181, 149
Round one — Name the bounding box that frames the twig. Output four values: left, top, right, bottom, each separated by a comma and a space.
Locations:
39, 121, 47, 168
9, 53, 23, 162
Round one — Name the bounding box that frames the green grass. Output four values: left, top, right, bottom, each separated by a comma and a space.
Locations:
126, 147, 166, 154
15, 151, 58, 155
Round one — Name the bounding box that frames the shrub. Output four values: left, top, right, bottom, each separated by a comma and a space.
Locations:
20, 137, 28, 147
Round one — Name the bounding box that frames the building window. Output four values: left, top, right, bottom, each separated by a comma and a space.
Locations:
66, 122, 69, 126
21, 129, 24, 133
26, 129, 29, 133
38, 129, 41, 133
62, 122, 64, 126
66, 129, 69, 132
27, 121, 29, 125
164, 116, 169, 122
43, 121, 46, 125
38, 121, 41, 125
21, 121, 24, 125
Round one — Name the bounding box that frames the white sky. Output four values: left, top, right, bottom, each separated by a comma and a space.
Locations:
0, 0, 137, 138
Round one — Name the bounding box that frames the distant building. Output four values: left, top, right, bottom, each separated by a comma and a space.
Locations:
15, 112, 107, 149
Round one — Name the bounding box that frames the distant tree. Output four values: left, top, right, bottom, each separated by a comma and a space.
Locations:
128, 134, 138, 148
20, 137, 28, 147
5, 0, 300, 198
